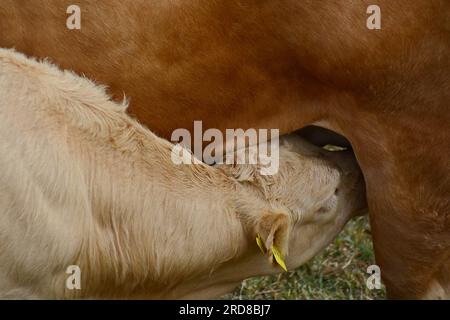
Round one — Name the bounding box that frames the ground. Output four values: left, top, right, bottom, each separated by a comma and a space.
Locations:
224, 216, 386, 300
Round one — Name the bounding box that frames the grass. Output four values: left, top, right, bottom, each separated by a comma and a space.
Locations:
223, 215, 386, 300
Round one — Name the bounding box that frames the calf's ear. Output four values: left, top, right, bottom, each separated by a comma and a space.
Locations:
255, 211, 291, 271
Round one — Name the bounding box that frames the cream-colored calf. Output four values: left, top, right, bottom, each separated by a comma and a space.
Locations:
0, 49, 366, 299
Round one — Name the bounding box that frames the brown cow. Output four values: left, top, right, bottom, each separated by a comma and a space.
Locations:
0, 0, 449, 298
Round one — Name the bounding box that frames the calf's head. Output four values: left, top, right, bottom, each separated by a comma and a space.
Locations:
217, 134, 367, 274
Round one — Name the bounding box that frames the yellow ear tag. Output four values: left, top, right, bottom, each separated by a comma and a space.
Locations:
255, 233, 267, 254
272, 246, 288, 272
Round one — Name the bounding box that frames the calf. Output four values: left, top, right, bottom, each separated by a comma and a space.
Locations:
0, 49, 365, 299
1, 0, 447, 298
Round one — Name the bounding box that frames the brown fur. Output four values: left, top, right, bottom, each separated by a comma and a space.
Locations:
0, 0, 449, 298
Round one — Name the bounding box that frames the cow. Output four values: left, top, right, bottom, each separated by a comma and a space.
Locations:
0, 0, 448, 299
0, 48, 365, 299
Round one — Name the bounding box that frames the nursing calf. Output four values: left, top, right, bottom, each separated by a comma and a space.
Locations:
0, 49, 365, 299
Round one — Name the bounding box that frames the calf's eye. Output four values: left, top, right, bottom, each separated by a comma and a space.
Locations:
317, 206, 329, 214
316, 194, 338, 215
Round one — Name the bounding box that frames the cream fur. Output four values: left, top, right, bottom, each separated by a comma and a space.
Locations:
0, 48, 365, 299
